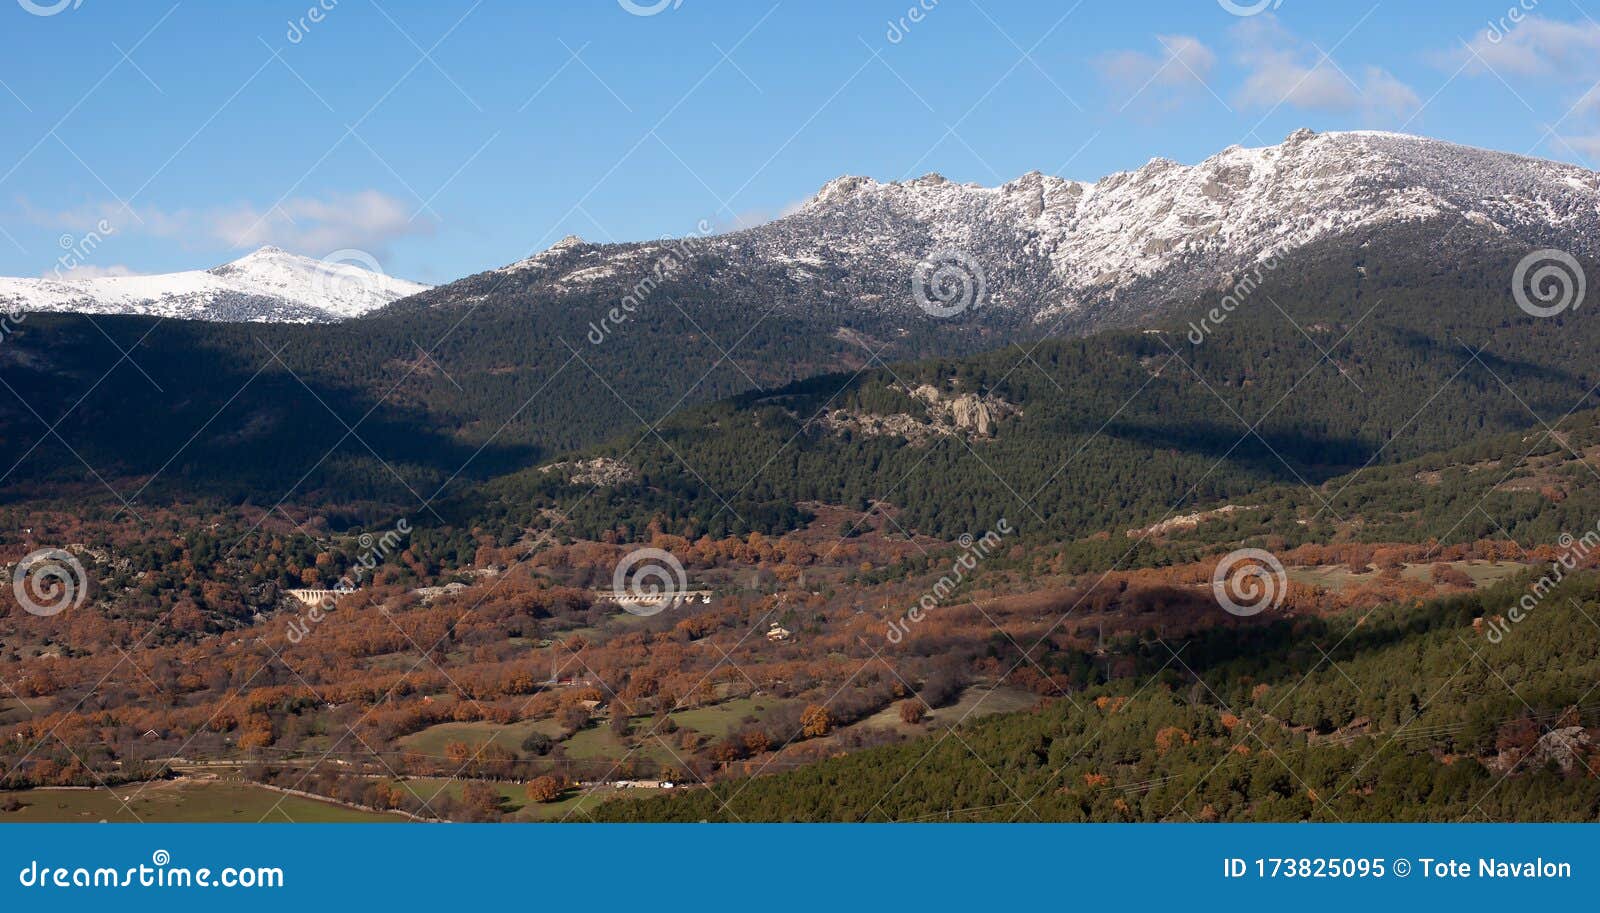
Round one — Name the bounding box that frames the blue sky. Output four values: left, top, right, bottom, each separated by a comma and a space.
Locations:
1, 0, 1598, 284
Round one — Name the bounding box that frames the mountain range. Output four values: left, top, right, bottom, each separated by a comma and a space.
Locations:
405, 128, 1600, 334
6, 130, 1596, 335
2, 128, 1597, 515
0, 246, 430, 323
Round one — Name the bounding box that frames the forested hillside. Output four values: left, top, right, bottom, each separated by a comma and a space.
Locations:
598, 571, 1600, 822
6, 223, 1590, 531
0, 261, 1030, 508
465, 232, 1600, 544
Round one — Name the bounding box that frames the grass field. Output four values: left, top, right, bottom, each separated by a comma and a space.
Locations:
396, 715, 676, 770
1286, 559, 1525, 592
0, 779, 397, 823
850, 684, 1040, 735
668, 697, 780, 737
560, 722, 677, 767
395, 718, 563, 758
0, 777, 670, 823
391, 777, 664, 821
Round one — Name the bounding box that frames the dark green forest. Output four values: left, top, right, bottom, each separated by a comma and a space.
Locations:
0, 250, 1032, 508
467, 237, 1600, 545
6, 233, 1594, 550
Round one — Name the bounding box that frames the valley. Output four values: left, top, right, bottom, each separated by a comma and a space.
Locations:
4, 131, 1600, 823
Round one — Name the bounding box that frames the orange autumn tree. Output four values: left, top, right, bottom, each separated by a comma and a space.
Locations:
525, 775, 563, 803
1154, 726, 1192, 754
800, 704, 833, 738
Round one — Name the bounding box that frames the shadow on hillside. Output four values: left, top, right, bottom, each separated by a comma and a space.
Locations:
1090, 418, 1373, 484
0, 314, 541, 509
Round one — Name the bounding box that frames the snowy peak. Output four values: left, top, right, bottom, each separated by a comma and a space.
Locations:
0, 247, 430, 323
793, 128, 1600, 230
763, 129, 1600, 319
445, 130, 1600, 336
550, 234, 586, 251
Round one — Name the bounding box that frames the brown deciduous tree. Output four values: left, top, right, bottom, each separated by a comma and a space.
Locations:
800, 704, 832, 738
460, 781, 503, 818
524, 775, 563, 803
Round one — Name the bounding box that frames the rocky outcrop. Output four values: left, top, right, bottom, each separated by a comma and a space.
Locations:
813, 382, 1019, 445
1126, 504, 1257, 539
539, 457, 636, 487
905, 384, 1019, 437
1530, 726, 1591, 773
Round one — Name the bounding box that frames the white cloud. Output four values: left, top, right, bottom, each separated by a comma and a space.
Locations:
18, 189, 433, 258
718, 197, 806, 232
1096, 34, 1218, 108
1443, 14, 1600, 163
1231, 16, 1418, 121
1455, 15, 1600, 78
1534, 57, 1600, 163
207, 190, 431, 253
1559, 134, 1600, 159
1235, 52, 1359, 111
1359, 66, 1422, 120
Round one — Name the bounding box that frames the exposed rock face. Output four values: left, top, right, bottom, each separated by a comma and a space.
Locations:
412, 581, 470, 603
1126, 504, 1257, 538
814, 409, 945, 444
906, 384, 1019, 437
949, 395, 992, 436
812, 382, 1019, 444
1489, 723, 1593, 773
539, 457, 636, 487
1530, 726, 1591, 773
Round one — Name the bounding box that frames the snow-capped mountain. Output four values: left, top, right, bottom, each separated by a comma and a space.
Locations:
0, 246, 430, 323
15, 130, 1593, 331
451, 129, 1600, 331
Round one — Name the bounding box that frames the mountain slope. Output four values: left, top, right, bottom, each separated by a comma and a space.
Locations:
460, 232, 1600, 542
0, 246, 430, 323
404, 129, 1600, 333
3, 131, 1598, 512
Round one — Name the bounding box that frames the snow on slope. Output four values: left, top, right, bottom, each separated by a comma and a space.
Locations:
483, 129, 1600, 326
0, 247, 430, 323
